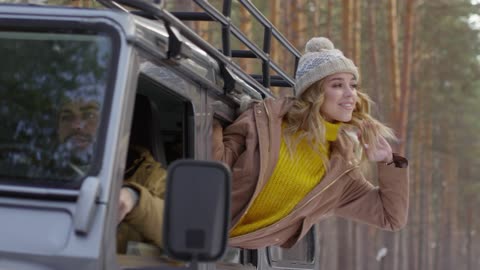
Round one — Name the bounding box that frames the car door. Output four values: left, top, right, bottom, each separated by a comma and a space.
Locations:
0, 6, 138, 270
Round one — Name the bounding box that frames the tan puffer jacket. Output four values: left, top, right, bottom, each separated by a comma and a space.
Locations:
117, 146, 166, 254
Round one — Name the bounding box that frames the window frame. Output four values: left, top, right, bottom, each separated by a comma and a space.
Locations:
266, 228, 317, 269
115, 64, 197, 262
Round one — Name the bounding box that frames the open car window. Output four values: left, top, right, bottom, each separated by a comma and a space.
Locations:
0, 30, 115, 189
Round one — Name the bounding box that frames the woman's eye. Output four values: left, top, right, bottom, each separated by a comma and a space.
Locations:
351, 84, 358, 89
332, 83, 342, 88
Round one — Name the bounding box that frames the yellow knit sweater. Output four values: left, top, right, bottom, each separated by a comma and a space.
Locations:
230, 121, 341, 237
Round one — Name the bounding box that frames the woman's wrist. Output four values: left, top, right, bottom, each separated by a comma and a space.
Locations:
384, 154, 394, 164
382, 153, 408, 168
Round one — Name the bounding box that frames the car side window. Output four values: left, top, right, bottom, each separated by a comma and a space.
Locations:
0, 30, 114, 188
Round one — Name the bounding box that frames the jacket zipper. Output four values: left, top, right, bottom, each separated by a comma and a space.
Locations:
231, 103, 272, 229
263, 102, 271, 153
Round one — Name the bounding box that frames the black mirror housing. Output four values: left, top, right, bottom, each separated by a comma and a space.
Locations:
163, 160, 231, 262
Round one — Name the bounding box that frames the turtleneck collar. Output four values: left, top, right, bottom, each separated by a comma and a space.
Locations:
324, 120, 341, 142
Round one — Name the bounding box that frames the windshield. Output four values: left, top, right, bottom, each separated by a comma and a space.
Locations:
0, 30, 114, 188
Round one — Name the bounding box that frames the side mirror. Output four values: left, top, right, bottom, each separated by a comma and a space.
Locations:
163, 160, 231, 264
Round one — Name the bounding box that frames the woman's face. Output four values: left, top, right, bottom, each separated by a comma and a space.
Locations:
320, 72, 358, 122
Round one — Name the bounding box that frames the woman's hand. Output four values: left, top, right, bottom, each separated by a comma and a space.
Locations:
364, 136, 393, 163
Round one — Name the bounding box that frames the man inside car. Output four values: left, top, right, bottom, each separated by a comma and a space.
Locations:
57, 95, 166, 255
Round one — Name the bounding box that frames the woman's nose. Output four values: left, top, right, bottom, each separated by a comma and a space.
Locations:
344, 85, 355, 96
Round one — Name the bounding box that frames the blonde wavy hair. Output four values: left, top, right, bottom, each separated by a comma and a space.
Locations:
283, 78, 396, 163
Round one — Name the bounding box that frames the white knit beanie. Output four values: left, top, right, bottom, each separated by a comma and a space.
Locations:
294, 37, 359, 97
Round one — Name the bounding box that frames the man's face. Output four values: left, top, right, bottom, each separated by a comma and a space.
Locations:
58, 99, 100, 154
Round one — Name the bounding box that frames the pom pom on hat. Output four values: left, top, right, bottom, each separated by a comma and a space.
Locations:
305, 37, 334, 53
294, 37, 359, 97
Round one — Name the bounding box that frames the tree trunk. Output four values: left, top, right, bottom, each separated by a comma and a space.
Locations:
352, 0, 362, 65
174, 1, 194, 28
239, 6, 253, 74
392, 233, 400, 270
402, 229, 409, 270
355, 225, 366, 270
387, 0, 401, 127
442, 130, 459, 270
386, 2, 401, 267
367, 0, 383, 117
313, 0, 321, 35
411, 84, 423, 270
326, 0, 333, 38
465, 197, 473, 270
425, 148, 433, 270
342, 0, 353, 57
348, 221, 356, 270
289, 1, 298, 47
296, 1, 307, 51
411, 7, 433, 270
194, 4, 210, 43
337, 219, 353, 270
397, 0, 416, 155
269, 0, 282, 71
409, 77, 424, 270
367, 227, 379, 270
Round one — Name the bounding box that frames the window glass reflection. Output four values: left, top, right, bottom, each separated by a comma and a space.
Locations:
0, 31, 112, 187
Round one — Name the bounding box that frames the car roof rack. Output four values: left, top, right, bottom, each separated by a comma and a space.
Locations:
97, 0, 301, 97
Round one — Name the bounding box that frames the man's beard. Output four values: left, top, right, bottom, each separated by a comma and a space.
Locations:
57, 133, 95, 167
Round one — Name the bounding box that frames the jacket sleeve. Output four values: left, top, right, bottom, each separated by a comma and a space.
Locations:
212, 108, 256, 167
334, 156, 409, 231
123, 159, 167, 248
